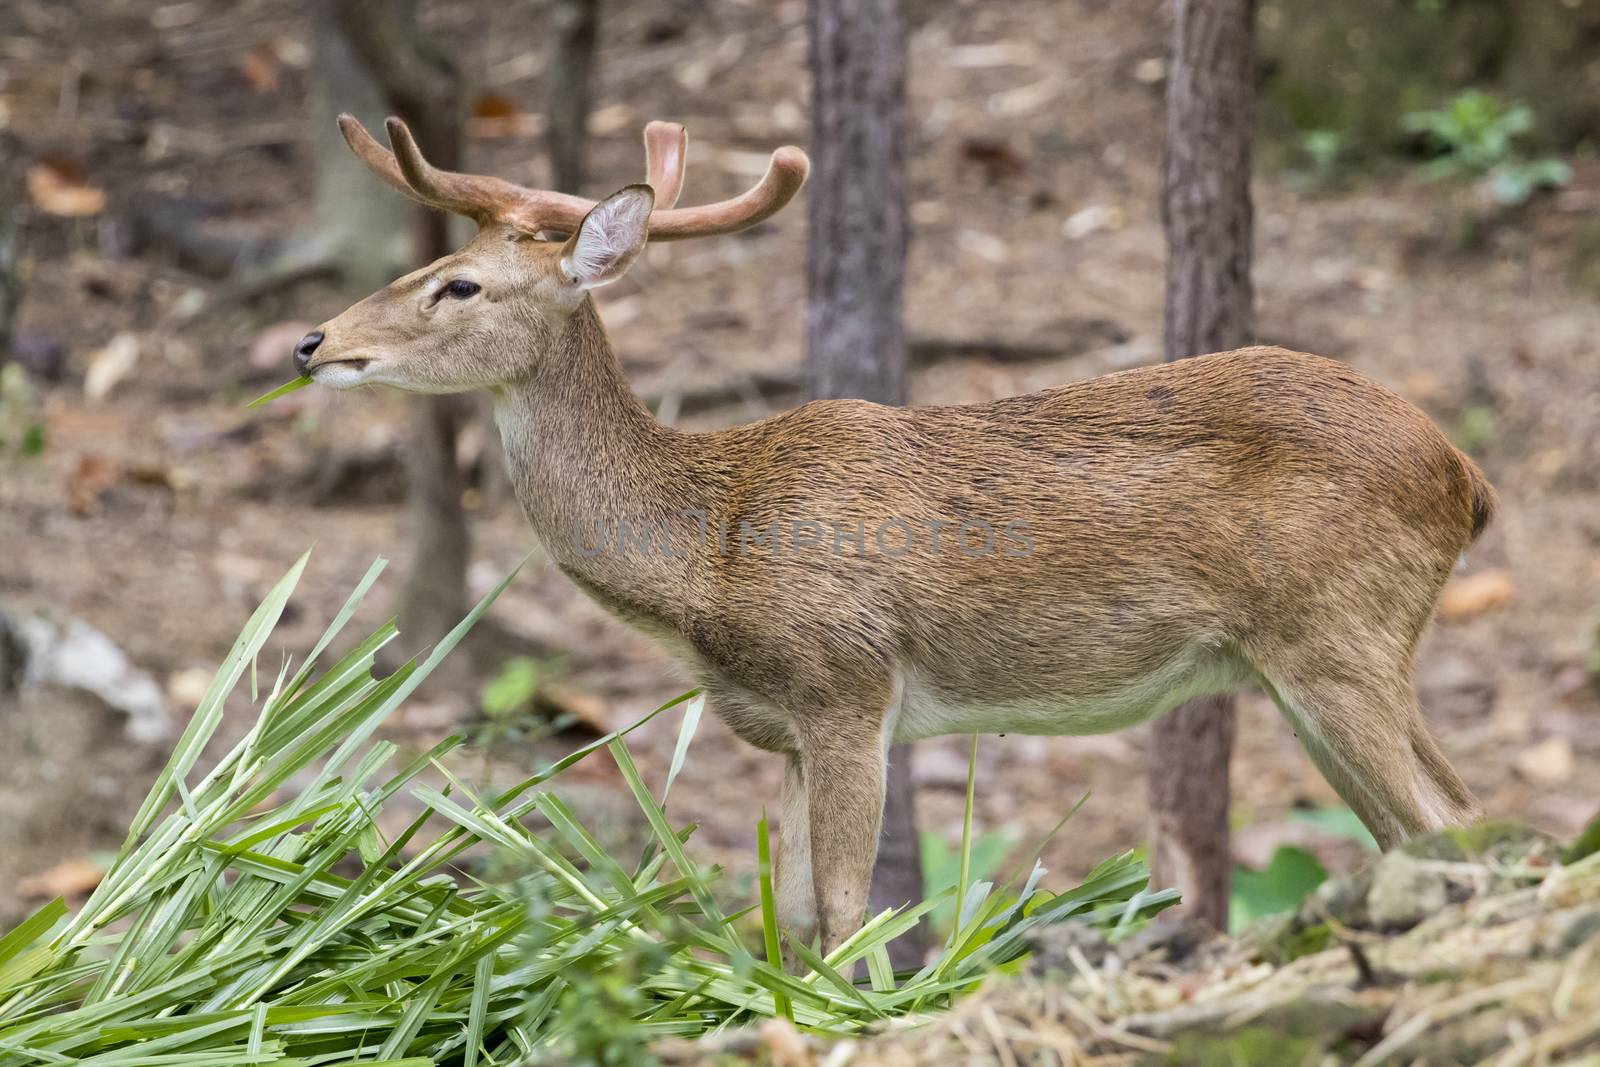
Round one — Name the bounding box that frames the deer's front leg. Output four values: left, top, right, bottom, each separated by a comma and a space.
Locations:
802, 732, 888, 955
776, 754, 817, 963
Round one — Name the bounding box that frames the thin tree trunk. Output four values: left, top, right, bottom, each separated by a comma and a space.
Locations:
333, 0, 472, 655
1148, 0, 1257, 932
806, 0, 924, 969
0, 133, 24, 365
804, 0, 908, 404
300, 0, 413, 290
547, 0, 600, 196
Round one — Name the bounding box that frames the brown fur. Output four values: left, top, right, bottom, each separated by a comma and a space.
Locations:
304, 129, 1491, 959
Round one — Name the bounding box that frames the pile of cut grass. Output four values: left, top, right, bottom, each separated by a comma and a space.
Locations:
0, 554, 1174, 1065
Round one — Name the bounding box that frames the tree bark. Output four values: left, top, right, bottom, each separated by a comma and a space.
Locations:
333, 0, 472, 656
546, 0, 601, 195
806, 0, 925, 969
0, 133, 24, 365
299, 0, 414, 290
1148, 0, 1257, 932
806, 0, 908, 406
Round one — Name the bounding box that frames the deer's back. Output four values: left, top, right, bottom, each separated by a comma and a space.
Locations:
705, 346, 1475, 559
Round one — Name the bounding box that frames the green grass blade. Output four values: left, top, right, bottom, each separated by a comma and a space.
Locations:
755, 810, 792, 1021
246, 376, 312, 408
943, 733, 979, 966
660, 693, 704, 807
120, 550, 310, 850
462, 952, 493, 1067
609, 738, 729, 933
0, 901, 67, 975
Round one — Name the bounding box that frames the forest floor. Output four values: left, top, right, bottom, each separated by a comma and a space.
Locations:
2, 0, 1598, 929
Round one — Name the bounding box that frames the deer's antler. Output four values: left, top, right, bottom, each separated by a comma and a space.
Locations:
336, 114, 807, 240
643, 120, 687, 210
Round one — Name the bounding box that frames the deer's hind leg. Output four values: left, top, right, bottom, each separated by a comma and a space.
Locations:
1248, 640, 1481, 849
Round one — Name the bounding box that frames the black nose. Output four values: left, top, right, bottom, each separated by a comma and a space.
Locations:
293, 330, 324, 375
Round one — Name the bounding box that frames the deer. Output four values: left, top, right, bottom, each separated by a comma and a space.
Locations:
295, 114, 1494, 959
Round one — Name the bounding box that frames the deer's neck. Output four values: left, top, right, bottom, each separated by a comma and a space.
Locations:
492, 299, 714, 627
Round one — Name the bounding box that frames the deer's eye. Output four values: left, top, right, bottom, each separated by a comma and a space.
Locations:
442, 279, 481, 300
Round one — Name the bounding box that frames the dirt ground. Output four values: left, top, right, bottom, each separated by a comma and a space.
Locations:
1, 0, 1597, 925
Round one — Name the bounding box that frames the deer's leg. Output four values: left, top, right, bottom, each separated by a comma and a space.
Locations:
800, 725, 890, 956
1258, 662, 1480, 849
776, 754, 817, 962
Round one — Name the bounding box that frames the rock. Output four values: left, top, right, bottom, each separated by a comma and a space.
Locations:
2, 607, 170, 743
1306, 862, 1375, 929
1442, 820, 1562, 867
1366, 851, 1451, 932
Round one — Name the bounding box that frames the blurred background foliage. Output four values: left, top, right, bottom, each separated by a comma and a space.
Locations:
1258, 0, 1600, 161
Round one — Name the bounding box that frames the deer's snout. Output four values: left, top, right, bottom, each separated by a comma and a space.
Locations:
292, 330, 325, 375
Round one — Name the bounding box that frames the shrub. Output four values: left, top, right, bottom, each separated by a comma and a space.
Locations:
1402, 90, 1571, 205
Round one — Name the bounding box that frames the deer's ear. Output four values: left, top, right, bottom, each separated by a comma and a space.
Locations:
559, 184, 654, 289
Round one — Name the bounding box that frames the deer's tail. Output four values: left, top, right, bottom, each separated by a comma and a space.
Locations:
1459, 452, 1497, 543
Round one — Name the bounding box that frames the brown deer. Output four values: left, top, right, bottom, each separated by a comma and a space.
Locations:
297, 115, 1493, 957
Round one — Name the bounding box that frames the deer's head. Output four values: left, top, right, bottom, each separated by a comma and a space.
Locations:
295, 116, 808, 393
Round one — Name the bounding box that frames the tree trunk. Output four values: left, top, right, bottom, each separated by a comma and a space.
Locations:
300, 0, 413, 291
0, 133, 24, 365
804, 0, 908, 404
546, 0, 600, 195
333, 0, 472, 657
1148, 0, 1257, 932
806, 0, 925, 969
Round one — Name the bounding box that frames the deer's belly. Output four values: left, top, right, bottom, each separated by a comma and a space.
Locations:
891, 647, 1243, 742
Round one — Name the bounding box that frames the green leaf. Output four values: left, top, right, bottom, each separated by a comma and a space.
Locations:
20, 422, 46, 456
1230, 846, 1328, 930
